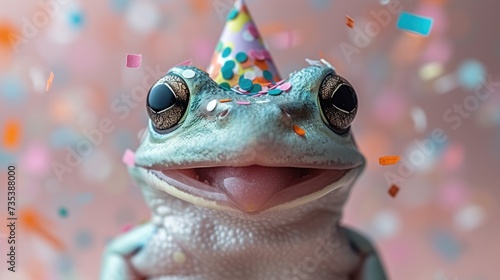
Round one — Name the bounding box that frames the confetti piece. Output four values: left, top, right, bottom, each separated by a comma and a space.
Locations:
243, 71, 256, 80
250, 83, 262, 93
410, 106, 427, 133
58, 207, 68, 218
305, 58, 324, 67
239, 78, 253, 91
255, 99, 271, 104
235, 52, 248, 63
388, 184, 400, 198
454, 204, 485, 231
434, 73, 459, 94
182, 69, 196, 79
263, 70, 273, 81
320, 58, 335, 70
396, 12, 434, 36
120, 223, 134, 233
175, 59, 193, 66
236, 101, 251, 105
379, 156, 401, 166
45, 71, 54, 92
293, 124, 306, 136
279, 82, 292, 91
248, 24, 259, 38
457, 59, 486, 90
346, 15, 355, 28
242, 30, 255, 42
268, 88, 282, 96
227, 8, 239, 20
219, 98, 232, 103
249, 49, 265, 61
419, 62, 443, 81
222, 47, 232, 58
122, 149, 135, 167
207, 99, 217, 111
223, 60, 236, 70
219, 82, 231, 90
3, 119, 21, 150
222, 68, 234, 80
126, 53, 142, 68
20, 208, 64, 251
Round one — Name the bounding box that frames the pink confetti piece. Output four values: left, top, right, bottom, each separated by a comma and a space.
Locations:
120, 223, 134, 233
279, 82, 292, 91
126, 54, 142, 69
236, 101, 251, 105
248, 24, 259, 38
263, 50, 272, 60
175, 59, 193, 66
122, 149, 135, 167
248, 49, 265, 60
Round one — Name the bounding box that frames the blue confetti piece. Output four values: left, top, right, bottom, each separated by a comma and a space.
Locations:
49, 126, 80, 149
113, 129, 135, 154
397, 12, 434, 36
0, 151, 15, 165
457, 59, 486, 90
56, 254, 74, 274
0, 76, 26, 104
68, 10, 85, 29
110, 0, 130, 12
309, 0, 332, 10
77, 192, 94, 204
75, 230, 93, 249
429, 229, 462, 262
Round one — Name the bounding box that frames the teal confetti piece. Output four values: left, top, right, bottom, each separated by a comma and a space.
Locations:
397, 11, 433, 36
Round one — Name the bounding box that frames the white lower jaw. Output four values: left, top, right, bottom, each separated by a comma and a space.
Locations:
138, 167, 361, 213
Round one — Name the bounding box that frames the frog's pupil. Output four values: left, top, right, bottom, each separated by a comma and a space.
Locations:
332, 85, 357, 112
148, 84, 176, 112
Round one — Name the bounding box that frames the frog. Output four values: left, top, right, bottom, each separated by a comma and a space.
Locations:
100, 63, 388, 280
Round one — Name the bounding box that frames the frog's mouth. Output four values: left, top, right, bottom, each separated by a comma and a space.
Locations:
146, 165, 357, 213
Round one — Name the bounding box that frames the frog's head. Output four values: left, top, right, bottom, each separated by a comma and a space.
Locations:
132, 63, 365, 214
130, 0, 365, 214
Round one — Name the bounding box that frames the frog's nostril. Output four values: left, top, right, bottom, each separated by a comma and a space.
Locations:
280, 108, 293, 126
218, 109, 230, 120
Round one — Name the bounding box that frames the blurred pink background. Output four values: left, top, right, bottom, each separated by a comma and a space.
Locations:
0, 0, 499, 279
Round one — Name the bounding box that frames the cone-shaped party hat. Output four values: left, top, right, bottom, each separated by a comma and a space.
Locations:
207, 0, 281, 90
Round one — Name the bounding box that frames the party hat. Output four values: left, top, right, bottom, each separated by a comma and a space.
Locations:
207, 0, 281, 90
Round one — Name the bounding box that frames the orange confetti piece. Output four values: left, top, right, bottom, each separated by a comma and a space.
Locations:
3, 119, 21, 150
19, 208, 65, 251
254, 59, 269, 71
240, 58, 254, 69
0, 22, 17, 48
388, 184, 400, 198
46, 71, 54, 92
219, 98, 232, 103
346, 15, 355, 28
379, 155, 401, 166
293, 124, 306, 137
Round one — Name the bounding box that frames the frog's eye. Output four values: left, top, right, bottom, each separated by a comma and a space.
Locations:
318, 73, 358, 134
146, 74, 190, 131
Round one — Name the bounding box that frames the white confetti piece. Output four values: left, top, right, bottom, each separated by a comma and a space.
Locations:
182, 69, 196, 79
410, 106, 427, 133
454, 204, 485, 231
207, 100, 217, 112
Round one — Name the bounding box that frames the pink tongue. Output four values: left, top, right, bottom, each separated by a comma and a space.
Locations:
197, 166, 299, 212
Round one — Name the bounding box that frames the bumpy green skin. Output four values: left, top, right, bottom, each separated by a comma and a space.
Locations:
100, 65, 388, 280
135, 66, 363, 170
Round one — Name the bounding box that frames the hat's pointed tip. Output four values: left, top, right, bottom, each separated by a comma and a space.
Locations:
206, 0, 281, 87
